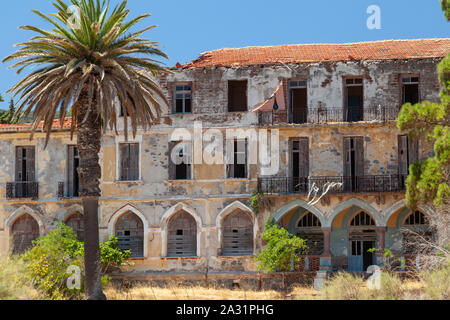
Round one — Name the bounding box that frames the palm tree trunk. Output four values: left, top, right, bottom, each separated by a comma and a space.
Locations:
77, 87, 106, 300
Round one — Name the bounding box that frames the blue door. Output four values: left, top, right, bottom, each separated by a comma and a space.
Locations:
349, 240, 363, 271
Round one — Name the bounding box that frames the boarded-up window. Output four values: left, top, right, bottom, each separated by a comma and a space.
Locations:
119, 143, 140, 181
67, 146, 81, 197
226, 139, 248, 179
11, 214, 39, 254
228, 80, 248, 112
290, 138, 309, 192
343, 137, 364, 191
222, 210, 254, 256
167, 211, 197, 257
349, 212, 377, 243
65, 213, 84, 241
169, 141, 192, 180
297, 212, 323, 255
115, 212, 144, 258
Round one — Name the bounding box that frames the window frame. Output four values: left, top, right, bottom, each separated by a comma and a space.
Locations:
115, 136, 142, 182
227, 80, 248, 112
172, 83, 192, 114
226, 138, 249, 179
168, 140, 193, 181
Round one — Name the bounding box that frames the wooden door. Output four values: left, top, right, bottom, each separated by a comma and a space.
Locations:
115, 212, 144, 258
222, 210, 254, 256
12, 214, 39, 254
167, 211, 197, 257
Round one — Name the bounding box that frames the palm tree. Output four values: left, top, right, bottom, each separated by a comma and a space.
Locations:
3, 0, 170, 300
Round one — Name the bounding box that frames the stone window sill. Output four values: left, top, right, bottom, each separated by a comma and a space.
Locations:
115, 180, 144, 185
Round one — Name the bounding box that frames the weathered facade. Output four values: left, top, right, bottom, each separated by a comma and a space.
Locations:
0, 39, 448, 275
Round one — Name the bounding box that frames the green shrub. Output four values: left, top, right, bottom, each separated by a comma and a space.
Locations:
254, 219, 307, 273
0, 257, 39, 300
18, 222, 131, 300
368, 272, 404, 300
421, 259, 450, 300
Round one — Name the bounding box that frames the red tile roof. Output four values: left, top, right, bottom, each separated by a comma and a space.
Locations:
0, 118, 72, 132
180, 39, 450, 68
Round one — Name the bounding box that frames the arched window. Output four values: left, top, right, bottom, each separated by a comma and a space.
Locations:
167, 211, 197, 257
350, 211, 375, 227
65, 213, 84, 241
115, 212, 144, 258
11, 214, 40, 254
222, 210, 254, 256
404, 210, 429, 226
296, 212, 323, 255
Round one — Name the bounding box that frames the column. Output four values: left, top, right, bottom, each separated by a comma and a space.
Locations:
376, 227, 387, 265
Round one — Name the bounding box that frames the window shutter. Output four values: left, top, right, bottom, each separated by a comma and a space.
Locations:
343, 138, 351, 177
408, 137, 419, 165
299, 138, 309, 177
355, 138, 364, 177
168, 141, 175, 180
67, 146, 75, 196
226, 138, 234, 178
26, 147, 35, 181
119, 144, 129, 181
130, 143, 140, 180
15, 147, 23, 182
184, 142, 192, 180
398, 135, 409, 175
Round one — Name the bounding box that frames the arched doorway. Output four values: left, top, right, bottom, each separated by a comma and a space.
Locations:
348, 211, 376, 271
296, 212, 324, 256
221, 209, 254, 256
115, 211, 144, 258
11, 214, 40, 254
167, 211, 197, 257
65, 213, 84, 241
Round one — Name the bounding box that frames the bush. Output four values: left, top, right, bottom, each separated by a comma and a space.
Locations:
0, 257, 39, 300
18, 222, 131, 300
322, 273, 367, 300
421, 259, 450, 300
254, 219, 307, 273
368, 272, 404, 300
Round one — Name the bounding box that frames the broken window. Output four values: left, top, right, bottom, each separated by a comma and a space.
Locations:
345, 78, 364, 122
402, 76, 420, 105
296, 212, 324, 255
67, 146, 81, 197
289, 81, 308, 124
343, 137, 364, 192
226, 139, 248, 179
167, 211, 197, 257
173, 84, 192, 114
228, 80, 248, 112
65, 212, 84, 241
169, 141, 192, 180
404, 210, 428, 226
15, 146, 36, 198
222, 210, 254, 256
115, 212, 144, 258
119, 143, 140, 181
290, 138, 309, 192
11, 214, 39, 254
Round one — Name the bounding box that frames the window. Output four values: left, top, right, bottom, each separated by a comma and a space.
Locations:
402, 76, 419, 105
289, 80, 308, 123
67, 146, 81, 197
169, 141, 192, 180
297, 212, 323, 255
350, 211, 375, 227
228, 80, 248, 112
115, 212, 144, 258
11, 214, 39, 254
404, 211, 428, 226
290, 138, 309, 192
173, 84, 192, 114
345, 78, 364, 122
398, 135, 419, 176
15, 146, 36, 198
343, 137, 364, 192
65, 213, 84, 241
167, 211, 197, 257
119, 143, 140, 181
227, 139, 248, 179
222, 210, 254, 256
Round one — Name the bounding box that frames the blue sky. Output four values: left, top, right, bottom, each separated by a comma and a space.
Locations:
0, 0, 448, 105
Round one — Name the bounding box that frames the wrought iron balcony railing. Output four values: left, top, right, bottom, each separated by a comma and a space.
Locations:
6, 182, 39, 200
260, 106, 399, 125
257, 175, 408, 195
58, 182, 81, 199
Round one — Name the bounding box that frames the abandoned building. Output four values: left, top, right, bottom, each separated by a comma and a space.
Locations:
0, 38, 449, 276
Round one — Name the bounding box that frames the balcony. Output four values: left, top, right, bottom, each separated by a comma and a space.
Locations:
260, 106, 399, 126
257, 175, 407, 195
6, 182, 39, 200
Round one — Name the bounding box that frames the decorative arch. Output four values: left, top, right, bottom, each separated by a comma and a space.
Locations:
59, 204, 84, 223
272, 199, 326, 227
326, 198, 382, 227
161, 203, 202, 257
384, 199, 434, 227
216, 201, 257, 256
5, 206, 45, 235
108, 203, 149, 258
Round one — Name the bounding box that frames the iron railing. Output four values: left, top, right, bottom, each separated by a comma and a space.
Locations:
260, 106, 399, 125
258, 175, 407, 195
58, 182, 81, 199
6, 182, 39, 200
